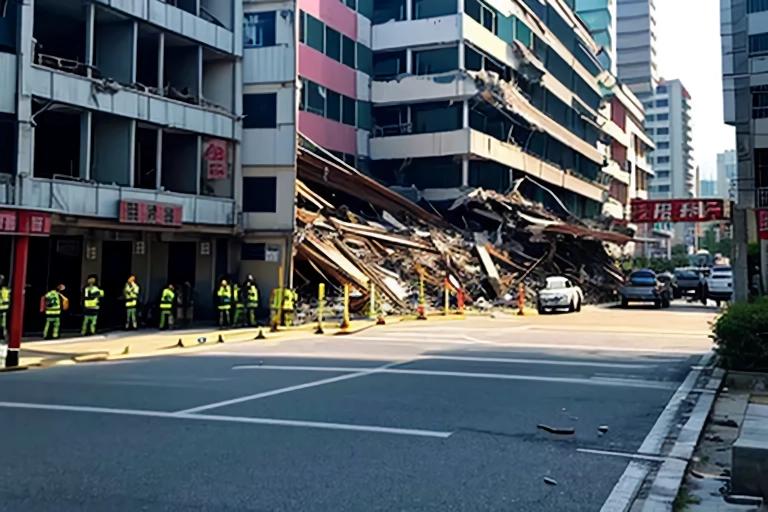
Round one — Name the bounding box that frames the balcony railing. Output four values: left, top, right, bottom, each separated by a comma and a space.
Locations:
18, 175, 236, 226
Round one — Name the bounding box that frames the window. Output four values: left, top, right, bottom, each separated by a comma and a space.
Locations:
657, 141, 669, 149
657, 127, 669, 135
656, 171, 670, 178
357, 43, 373, 75
357, 101, 372, 130
646, 114, 655, 122
306, 80, 326, 116
374, 0, 406, 24
305, 13, 324, 53
657, 113, 668, 121
750, 33, 768, 55
345, 0, 357, 9
243, 12, 276, 48
342, 96, 356, 126
243, 93, 277, 128
413, 0, 457, 19
656, 99, 668, 107
656, 85, 667, 94
342, 35, 356, 68
242, 177, 277, 212
515, 18, 532, 48
412, 101, 462, 133
358, 0, 374, 19
373, 50, 406, 79
327, 90, 341, 122
657, 156, 670, 164
657, 185, 670, 193
749, 0, 768, 12
414, 47, 458, 75
241, 243, 266, 260
326, 26, 341, 62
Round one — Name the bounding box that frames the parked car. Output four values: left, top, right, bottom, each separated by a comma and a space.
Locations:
620, 269, 672, 309
704, 265, 733, 306
673, 268, 705, 299
537, 276, 584, 314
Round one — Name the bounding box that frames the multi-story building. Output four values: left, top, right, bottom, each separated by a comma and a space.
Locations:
574, 0, 618, 74
615, 0, 658, 100
0, 0, 242, 336
716, 149, 737, 202
700, 179, 717, 198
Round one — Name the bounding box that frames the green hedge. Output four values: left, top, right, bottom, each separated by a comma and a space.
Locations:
712, 298, 768, 371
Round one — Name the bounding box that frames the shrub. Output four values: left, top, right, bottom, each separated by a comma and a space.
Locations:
712, 298, 768, 371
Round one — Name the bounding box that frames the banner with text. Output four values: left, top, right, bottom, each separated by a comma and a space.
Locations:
630, 199, 731, 224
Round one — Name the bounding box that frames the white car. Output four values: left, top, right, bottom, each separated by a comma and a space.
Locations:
704, 265, 733, 306
537, 276, 584, 314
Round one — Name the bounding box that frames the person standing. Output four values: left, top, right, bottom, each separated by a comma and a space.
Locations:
81, 275, 104, 336
40, 284, 68, 340
282, 287, 297, 326
244, 276, 259, 327
159, 283, 175, 330
123, 276, 140, 330
216, 278, 232, 327
0, 275, 9, 340
232, 281, 245, 327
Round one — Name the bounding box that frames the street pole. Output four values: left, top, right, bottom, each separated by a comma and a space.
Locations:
5, 235, 29, 367
732, 206, 749, 301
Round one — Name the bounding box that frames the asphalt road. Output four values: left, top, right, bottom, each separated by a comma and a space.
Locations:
0, 303, 718, 511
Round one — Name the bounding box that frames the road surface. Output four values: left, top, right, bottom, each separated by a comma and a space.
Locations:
0, 303, 717, 511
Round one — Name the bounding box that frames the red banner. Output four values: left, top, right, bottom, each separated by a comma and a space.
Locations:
630, 199, 731, 224
0, 211, 17, 232
0, 210, 51, 235
119, 201, 182, 227
758, 209, 768, 241
203, 139, 228, 180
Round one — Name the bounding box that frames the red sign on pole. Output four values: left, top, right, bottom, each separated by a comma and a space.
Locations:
119, 201, 182, 227
203, 139, 228, 180
630, 199, 732, 224
758, 209, 768, 241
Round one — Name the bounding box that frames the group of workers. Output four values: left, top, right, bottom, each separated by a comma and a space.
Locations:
25, 274, 298, 340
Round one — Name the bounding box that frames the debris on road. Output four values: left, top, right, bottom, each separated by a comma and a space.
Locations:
544, 477, 558, 486
537, 424, 576, 435
598, 425, 609, 434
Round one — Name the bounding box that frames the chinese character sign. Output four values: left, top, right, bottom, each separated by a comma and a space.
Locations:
758, 209, 768, 241
631, 199, 731, 223
204, 139, 228, 180
119, 201, 182, 227
0, 211, 16, 232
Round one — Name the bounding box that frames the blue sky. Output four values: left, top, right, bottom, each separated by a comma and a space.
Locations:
654, 0, 734, 180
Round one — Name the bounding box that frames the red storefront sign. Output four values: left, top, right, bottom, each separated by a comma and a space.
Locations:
758, 209, 768, 241
119, 200, 182, 227
203, 139, 228, 180
0, 210, 51, 235
630, 199, 732, 224
0, 211, 17, 232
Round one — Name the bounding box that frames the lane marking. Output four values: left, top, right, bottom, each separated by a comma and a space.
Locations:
578, 448, 670, 463
348, 337, 705, 354
175, 360, 408, 414
0, 401, 450, 439
232, 365, 676, 390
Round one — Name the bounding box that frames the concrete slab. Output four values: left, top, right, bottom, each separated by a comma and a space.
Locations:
732, 403, 768, 499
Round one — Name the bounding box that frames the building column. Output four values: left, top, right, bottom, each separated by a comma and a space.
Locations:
84, 3, 96, 78
405, 0, 413, 20
195, 135, 202, 196
155, 128, 163, 189
79, 111, 92, 180
5, 235, 29, 368
462, 100, 469, 128
461, 156, 469, 187
157, 33, 165, 96
406, 49, 413, 74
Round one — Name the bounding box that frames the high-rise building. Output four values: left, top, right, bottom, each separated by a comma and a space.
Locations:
575, 0, 618, 74
700, 179, 717, 198
616, 0, 659, 100
716, 149, 737, 202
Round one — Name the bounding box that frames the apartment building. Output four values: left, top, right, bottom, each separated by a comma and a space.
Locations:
0, 0, 242, 333
574, 0, 617, 74
716, 149, 737, 202
615, 0, 657, 100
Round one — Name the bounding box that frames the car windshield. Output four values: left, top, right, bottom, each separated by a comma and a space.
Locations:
629, 271, 656, 285
546, 280, 567, 290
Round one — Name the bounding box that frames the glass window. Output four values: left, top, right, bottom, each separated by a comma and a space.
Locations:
482, 4, 496, 32
656, 99, 668, 107
326, 26, 341, 61
515, 18, 533, 48
414, 46, 459, 75
242, 177, 277, 212
657, 127, 669, 135
750, 33, 768, 55
656, 85, 667, 94
358, 0, 374, 19
345, 0, 357, 9
306, 14, 324, 53
327, 90, 341, 122
243, 93, 277, 128
307, 81, 326, 116
357, 101, 372, 130
657, 113, 668, 121
342, 35, 356, 68
412, 101, 462, 133
646, 114, 655, 122
243, 12, 276, 48
464, 45, 483, 71
373, 50, 407, 79
357, 43, 373, 75
748, 0, 768, 12
413, 0, 457, 19
657, 156, 670, 164
657, 141, 669, 149
656, 170, 670, 178
342, 96, 356, 126
658, 185, 670, 192
374, 0, 406, 23
299, 11, 305, 44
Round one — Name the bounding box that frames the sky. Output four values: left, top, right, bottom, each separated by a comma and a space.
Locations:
654, 0, 735, 180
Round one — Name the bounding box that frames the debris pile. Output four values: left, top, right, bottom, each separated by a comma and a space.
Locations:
293, 144, 630, 314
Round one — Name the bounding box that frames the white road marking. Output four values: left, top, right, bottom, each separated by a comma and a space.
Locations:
175, 360, 408, 414
0, 401, 450, 439
578, 448, 671, 462
232, 365, 675, 390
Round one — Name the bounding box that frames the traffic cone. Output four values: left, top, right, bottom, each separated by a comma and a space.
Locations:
417, 305, 427, 320
121, 345, 130, 355
217, 334, 225, 344
255, 329, 266, 340
175, 338, 184, 348
376, 314, 386, 325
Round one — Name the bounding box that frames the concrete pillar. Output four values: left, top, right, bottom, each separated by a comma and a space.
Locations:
406, 49, 413, 74
462, 100, 469, 128
405, 0, 413, 20
461, 156, 469, 187
79, 111, 92, 180
195, 135, 202, 196
155, 129, 163, 189
84, 4, 96, 78
157, 33, 165, 95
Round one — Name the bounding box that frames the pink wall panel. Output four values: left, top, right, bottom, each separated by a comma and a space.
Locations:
299, 0, 357, 40
299, 111, 357, 155
299, 44, 357, 98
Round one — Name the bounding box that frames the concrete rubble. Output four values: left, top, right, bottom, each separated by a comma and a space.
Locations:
293, 143, 633, 315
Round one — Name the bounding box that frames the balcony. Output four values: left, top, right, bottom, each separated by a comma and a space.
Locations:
18, 175, 236, 226
371, 71, 478, 105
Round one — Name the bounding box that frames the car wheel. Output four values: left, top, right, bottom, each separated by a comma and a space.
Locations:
576, 298, 582, 312
568, 298, 576, 312
716, 300, 721, 307
537, 302, 546, 315
621, 297, 629, 308
655, 299, 662, 309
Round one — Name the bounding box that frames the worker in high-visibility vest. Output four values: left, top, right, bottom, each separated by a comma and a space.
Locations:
0, 274, 9, 340
123, 276, 140, 330
278, 287, 298, 326
81, 275, 105, 336
216, 278, 232, 327
159, 283, 175, 330
232, 281, 245, 327
244, 275, 259, 326
270, 287, 282, 328
40, 284, 68, 340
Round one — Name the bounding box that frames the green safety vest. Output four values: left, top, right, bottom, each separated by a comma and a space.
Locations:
124, 282, 139, 308
246, 284, 259, 308
0, 286, 10, 311
83, 285, 104, 311
283, 289, 296, 311
217, 285, 232, 310
45, 291, 61, 315
160, 288, 175, 309
233, 285, 244, 309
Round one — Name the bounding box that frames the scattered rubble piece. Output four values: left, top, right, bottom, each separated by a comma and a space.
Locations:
293, 140, 632, 314
598, 425, 609, 434
537, 424, 575, 435
544, 477, 558, 486
712, 418, 739, 428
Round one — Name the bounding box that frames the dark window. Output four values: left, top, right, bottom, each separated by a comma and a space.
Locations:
356, 43, 373, 75
306, 13, 324, 53
242, 177, 277, 212
656, 99, 668, 107
326, 26, 341, 61
657, 156, 670, 164
243, 93, 277, 128
306, 81, 326, 116
299, 11, 305, 43
657, 141, 669, 149
464, 45, 483, 71
656, 85, 667, 94
374, 0, 406, 23
342, 96, 356, 126
357, 101, 372, 130
241, 243, 266, 261
373, 50, 406, 79
414, 46, 458, 75
657, 127, 669, 135
327, 90, 341, 122
412, 101, 462, 133
515, 18, 532, 48
342, 35, 356, 68
749, 0, 768, 12
358, 0, 374, 19
243, 12, 276, 48
345, 0, 357, 9
657, 113, 668, 121
413, 0, 457, 19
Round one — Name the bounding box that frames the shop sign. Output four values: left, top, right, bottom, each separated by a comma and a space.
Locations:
758, 209, 768, 241
0, 211, 51, 235
119, 201, 182, 227
0, 211, 17, 232
631, 199, 731, 224
203, 139, 228, 180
